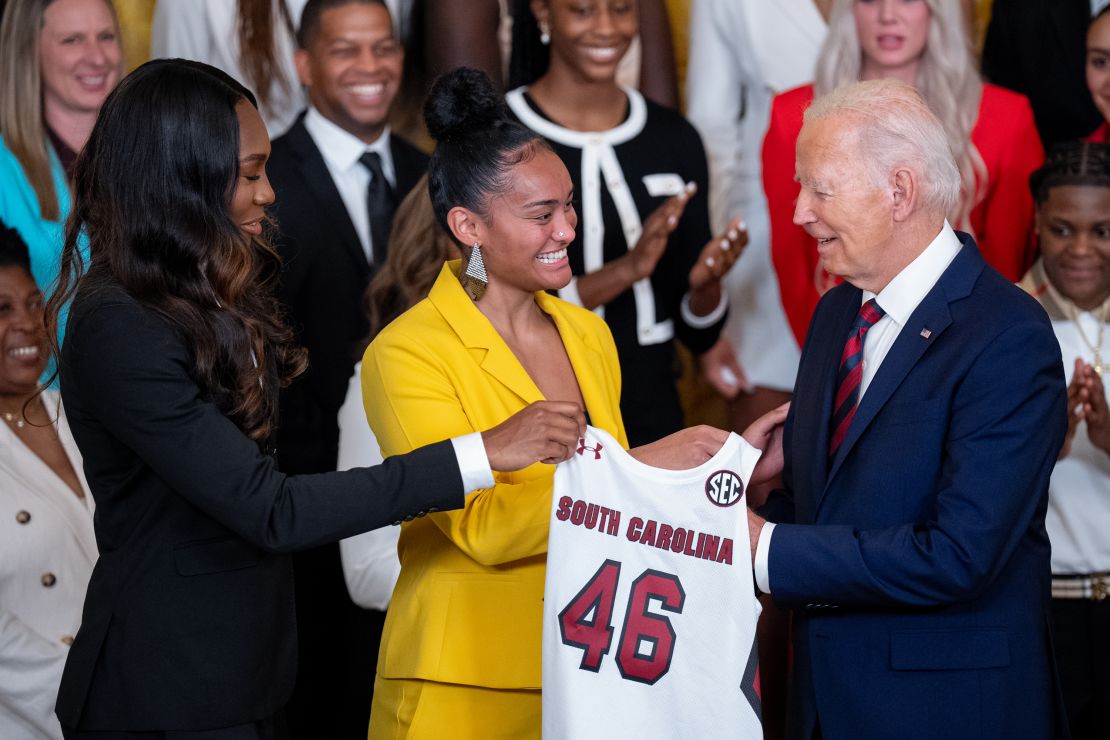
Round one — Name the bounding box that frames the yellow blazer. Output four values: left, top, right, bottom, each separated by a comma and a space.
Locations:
362, 262, 627, 689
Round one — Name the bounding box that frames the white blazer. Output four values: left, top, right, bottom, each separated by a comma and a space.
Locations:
0, 391, 95, 740
336, 362, 400, 612
686, 0, 826, 390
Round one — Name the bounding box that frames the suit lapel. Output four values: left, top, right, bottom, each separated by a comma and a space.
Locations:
287, 121, 369, 274
427, 263, 615, 424
540, 292, 617, 433
390, 137, 427, 201
384, 137, 430, 266
429, 262, 543, 404
805, 290, 859, 503
0, 394, 97, 564
820, 235, 984, 500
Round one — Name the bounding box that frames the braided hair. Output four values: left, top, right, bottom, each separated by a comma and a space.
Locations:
1030, 141, 1110, 205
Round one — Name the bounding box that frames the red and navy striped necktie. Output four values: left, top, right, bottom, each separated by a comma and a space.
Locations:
829, 299, 886, 457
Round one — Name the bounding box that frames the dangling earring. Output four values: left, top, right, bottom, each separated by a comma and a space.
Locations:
461, 242, 488, 300
539, 21, 551, 45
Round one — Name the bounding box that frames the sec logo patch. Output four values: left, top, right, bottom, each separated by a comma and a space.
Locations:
705, 470, 744, 507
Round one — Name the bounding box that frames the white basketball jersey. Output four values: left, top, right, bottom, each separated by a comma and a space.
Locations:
542, 427, 764, 739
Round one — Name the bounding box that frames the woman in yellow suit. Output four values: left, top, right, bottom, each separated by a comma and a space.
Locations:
362, 68, 734, 738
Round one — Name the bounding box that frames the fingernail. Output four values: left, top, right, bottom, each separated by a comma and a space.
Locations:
707, 256, 716, 267
668, 215, 677, 226
727, 229, 738, 241
685, 181, 697, 193
738, 220, 747, 232
720, 239, 730, 250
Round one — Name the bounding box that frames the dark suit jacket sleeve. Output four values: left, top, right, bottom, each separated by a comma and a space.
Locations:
766, 317, 1066, 608
68, 299, 465, 553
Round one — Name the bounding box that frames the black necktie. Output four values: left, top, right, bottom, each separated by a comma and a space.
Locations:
358, 151, 395, 265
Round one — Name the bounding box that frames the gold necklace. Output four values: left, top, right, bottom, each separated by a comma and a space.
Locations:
1067, 302, 1109, 375
1, 410, 26, 429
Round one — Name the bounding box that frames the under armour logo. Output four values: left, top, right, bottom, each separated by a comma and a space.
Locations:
576, 437, 603, 459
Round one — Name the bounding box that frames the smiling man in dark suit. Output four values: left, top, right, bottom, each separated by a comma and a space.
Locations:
748, 79, 1069, 740
265, 1, 426, 736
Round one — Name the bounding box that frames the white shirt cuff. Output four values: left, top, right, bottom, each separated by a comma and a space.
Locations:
754, 521, 776, 594
451, 432, 494, 492
680, 290, 728, 328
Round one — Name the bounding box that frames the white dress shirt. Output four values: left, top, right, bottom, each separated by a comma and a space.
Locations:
754, 223, 963, 593
303, 106, 396, 264
1045, 312, 1110, 574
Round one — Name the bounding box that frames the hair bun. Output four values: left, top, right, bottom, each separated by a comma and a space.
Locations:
424, 67, 505, 144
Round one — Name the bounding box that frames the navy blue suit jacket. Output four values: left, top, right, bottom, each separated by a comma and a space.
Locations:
762, 233, 1069, 740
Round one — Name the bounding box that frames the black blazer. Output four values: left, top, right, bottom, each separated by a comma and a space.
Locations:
55, 284, 463, 731
267, 116, 429, 475
982, 0, 1102, 147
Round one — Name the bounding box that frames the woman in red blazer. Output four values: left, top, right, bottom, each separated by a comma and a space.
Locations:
763, 0, 1044, 346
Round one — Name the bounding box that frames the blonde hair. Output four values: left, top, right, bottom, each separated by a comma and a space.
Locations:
815, 0, 986, 231
0, 0, 120, 222
364, 174, 461, 340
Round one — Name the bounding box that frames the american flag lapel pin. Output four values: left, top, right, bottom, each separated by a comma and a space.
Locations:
920, 328, 932, 339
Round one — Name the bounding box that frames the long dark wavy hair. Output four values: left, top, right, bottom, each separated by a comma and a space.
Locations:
45, 58, 306, 442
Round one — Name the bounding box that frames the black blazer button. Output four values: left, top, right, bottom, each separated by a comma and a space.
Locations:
41, 573, 57, 587
16, 510, 31, 524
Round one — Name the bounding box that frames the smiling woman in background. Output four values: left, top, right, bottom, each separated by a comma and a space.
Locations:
0, 223, 94, 740
0, 0, 121, 300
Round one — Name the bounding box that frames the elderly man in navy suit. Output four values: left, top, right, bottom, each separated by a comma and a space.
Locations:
748, 79, 1069, 740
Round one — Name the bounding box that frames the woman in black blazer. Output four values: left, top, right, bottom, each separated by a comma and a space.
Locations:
44, 59, 585, 739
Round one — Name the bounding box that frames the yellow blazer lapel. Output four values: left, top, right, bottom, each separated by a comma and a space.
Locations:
428, 262, 543, 405
539, 291, 621, 438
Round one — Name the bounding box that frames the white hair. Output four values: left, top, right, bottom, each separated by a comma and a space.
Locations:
805, 78, 962, 216
815, 0, 986, 230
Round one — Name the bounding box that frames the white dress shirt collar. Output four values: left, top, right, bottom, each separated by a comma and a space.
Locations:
303, 105, 395, 186
864, 221, 963, 323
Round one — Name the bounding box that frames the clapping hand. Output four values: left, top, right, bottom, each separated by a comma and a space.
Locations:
688, 216, 747, 290
621, 183, 696, 282
1072, 360, 1110, 455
